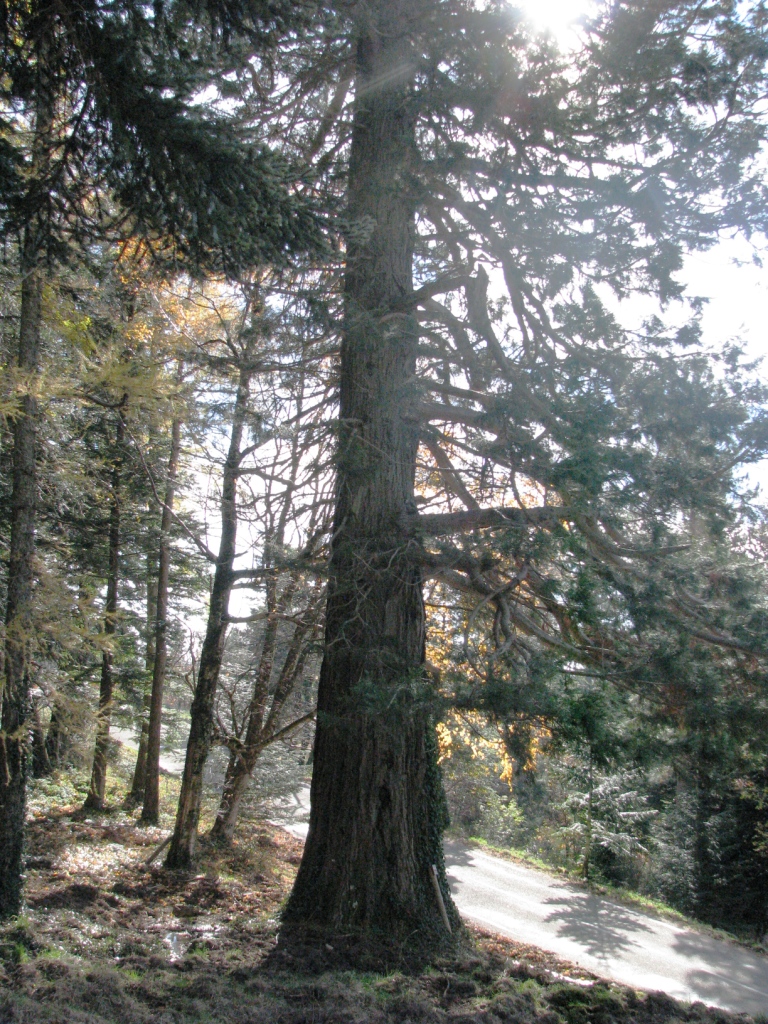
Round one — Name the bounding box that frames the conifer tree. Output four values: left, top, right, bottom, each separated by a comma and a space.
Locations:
281, 0, 768, 956
0, 0, 323, 917
141, 366, 184, 825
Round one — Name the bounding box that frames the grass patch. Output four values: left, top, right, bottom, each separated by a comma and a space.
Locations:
463, 835, 568, 876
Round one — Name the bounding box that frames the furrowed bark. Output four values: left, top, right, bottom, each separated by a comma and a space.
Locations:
0, 236, 43, 918
165, 362, 251, 870
84, 408, 125, 811
283, 0, 460, 953
141, 408, 182, 824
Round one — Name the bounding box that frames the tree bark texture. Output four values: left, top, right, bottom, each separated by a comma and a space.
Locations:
141, 411, 182, 824
0, 242, 42, 918
84, 410, 125, 811
165, 365, 251, 869
283, 0, 460, 950
127, 552, 157, 807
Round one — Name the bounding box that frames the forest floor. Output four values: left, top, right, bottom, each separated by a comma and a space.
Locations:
0, 768, 765, 1024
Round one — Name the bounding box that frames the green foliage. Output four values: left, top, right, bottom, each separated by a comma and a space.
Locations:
557, 764, 657, 880
2, 0, 768, 950
0, 0, 325, 274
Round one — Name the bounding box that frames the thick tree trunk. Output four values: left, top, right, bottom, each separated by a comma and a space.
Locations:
165, 364, 251, 869
84, 410, 124, 811
0, 240, 43, 918
127, 551, 157, 808
283, 0, 459, 953
141, 412, 182, 824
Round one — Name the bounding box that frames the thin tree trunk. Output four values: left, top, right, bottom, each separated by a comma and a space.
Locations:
211, 749, 253, 843
211, 409, 319, 844
84, 409, 125, 811
693, 760, 715, 919
141, 409, 182, 824
209, 598, 281, 843
165, 361, 251, 869
127, 548, 157, 807
45, 700, 66, 767
209, 572, 290, 838
211, 604, 319, 842
0, 235, 43, 918
32, 704, 51, 778
283, 0, 459, 953
582, 754, 593, 880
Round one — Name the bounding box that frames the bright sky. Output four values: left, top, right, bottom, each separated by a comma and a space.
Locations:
515, 0, 596, 46
684, 237, 768, 492
513, 0, 768, 494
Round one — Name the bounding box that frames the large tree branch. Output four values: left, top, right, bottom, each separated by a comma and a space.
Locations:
422, 437, 481, 511
416, 401, 487, 426
402, 505, 571, 536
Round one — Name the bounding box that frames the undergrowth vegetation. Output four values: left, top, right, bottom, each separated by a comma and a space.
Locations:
0, 770, 765, 1024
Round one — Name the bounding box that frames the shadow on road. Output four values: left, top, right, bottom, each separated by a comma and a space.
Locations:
443, 839, 477, 868
543, 890, 651, 961
441, 838, 768, 1016
672, 929, 768, 1014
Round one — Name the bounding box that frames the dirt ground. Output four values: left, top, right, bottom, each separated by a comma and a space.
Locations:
0, 772, 764, 1024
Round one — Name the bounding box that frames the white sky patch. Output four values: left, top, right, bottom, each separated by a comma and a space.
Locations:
514, 0, 597, 48
687, 236, 768, 494
596, 232, 768, 493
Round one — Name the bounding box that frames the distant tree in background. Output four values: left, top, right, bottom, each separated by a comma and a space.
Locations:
0, 0, 323, 918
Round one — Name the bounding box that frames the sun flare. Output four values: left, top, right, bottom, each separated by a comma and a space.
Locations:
515, 0, 597, 46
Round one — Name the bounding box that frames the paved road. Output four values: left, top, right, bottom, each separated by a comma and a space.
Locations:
273, 792, 768, 1017
445, 840, 768, 1018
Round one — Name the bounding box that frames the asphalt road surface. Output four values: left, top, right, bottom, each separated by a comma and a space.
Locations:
272, 791, 768, 1018
445, 839, 768, 1018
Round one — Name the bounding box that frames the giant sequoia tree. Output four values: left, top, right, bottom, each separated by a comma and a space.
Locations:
282, 0, 768, 955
